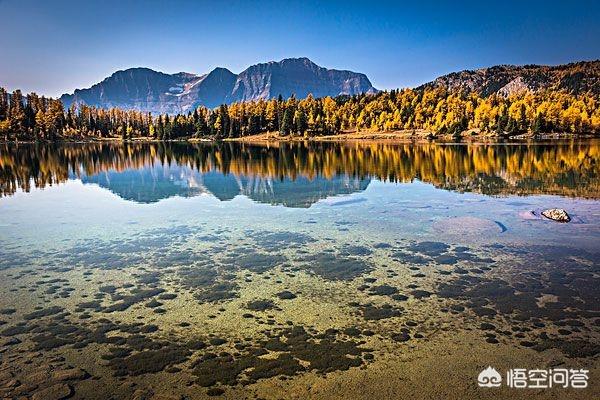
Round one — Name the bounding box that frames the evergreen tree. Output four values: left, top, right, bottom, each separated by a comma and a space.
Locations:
294, 109, 308, 135
532, 113, 545, 134
8, 90, 26, 138
280, 108, 294, 135
0, 88, 8, 121
194, 114, 208, 137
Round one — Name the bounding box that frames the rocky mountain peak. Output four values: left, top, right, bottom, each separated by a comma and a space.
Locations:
60, 58, 377, 114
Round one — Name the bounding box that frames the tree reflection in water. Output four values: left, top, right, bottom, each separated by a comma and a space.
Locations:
1, 140, 598, 201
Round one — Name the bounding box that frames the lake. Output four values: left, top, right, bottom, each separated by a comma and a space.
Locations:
0, 140, 599, 399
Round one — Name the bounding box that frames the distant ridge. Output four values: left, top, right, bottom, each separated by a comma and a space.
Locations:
60, 58, 377, 114
420, 60, 600, 97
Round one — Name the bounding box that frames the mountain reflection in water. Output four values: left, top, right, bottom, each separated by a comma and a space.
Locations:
1, 140, 599, 204
80, 167, 370, 207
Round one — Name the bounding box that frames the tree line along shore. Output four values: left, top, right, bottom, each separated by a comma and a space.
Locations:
1, 85, 598, 142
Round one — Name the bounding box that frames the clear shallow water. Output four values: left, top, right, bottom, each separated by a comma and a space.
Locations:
0, 141, 599, 399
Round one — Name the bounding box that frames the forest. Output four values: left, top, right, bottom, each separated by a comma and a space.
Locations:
0, 85, 599, 141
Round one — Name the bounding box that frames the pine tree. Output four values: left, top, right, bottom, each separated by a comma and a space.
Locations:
194, 114, 208, 137
294, 109, 308, 135
0, 88, 8, 121
280, 108, 294, 136
532, 113, 544, 134
8, 90, 26, 139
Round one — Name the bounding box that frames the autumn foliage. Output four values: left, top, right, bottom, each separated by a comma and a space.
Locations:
1, 85, 599, 141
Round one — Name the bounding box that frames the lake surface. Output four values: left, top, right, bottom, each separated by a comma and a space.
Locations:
0, 141, 599, 399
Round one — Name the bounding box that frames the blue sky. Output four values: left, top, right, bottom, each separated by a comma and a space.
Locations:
0, 0, 598, 97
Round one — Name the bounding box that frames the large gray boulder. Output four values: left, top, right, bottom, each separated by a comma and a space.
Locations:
541, 208, 571, 222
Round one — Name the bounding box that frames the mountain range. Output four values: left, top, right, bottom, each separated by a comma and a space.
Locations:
60, 58, 600, 115
421, 60, 600, 97
60, 58, 376, 114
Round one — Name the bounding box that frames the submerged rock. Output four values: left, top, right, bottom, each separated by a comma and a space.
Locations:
541, 208, 571, 223
51, 368, 89, 381
32, 383, 72, 400
433, 216, 503, 236
518, 210, 540, 220
276, 291, 297, 300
